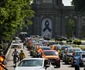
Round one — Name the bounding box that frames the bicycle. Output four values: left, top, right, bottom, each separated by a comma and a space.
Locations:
13, 55, 19, 67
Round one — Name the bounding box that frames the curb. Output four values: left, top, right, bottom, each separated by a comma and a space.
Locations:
5, 45, 11, 59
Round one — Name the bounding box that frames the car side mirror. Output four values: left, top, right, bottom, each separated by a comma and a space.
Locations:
44, 60, 50, 68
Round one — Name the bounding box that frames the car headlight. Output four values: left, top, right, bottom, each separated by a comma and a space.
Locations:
56, 58, 60, 62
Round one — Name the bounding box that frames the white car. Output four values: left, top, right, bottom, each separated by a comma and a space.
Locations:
11, 40, 23, 49
15, 58, 53, 70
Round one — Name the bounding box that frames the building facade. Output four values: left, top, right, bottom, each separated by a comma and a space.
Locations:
30, 0, 85, 38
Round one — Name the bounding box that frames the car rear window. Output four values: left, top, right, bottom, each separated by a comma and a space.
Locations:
44, 51, 58, 56
41, 47, 51, 50
62, 46, 72, 50
75, 52, 82, 56
68, 49, 81, 53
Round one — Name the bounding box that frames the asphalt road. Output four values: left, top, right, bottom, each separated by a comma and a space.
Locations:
6, 48, 84, 70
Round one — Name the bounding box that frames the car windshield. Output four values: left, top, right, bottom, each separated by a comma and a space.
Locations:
68, 49, 81, 53
75, 52, 82, 56
44, 51, 58, 56
48, 42, 58, 45
18, 60, 43, 67
41, 47, 51, 50
62, 46, 72, 50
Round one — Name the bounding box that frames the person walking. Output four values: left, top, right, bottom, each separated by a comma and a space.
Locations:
19, 50, 26, 61
74, 56, 80, 70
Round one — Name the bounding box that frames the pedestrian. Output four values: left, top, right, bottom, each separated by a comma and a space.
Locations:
0, 51, 7, 70
12, 49, 19, 64
74, 56, 80, 70
19, 50, 26, 61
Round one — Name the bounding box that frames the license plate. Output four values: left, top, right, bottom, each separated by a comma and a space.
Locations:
51, 61, 54, 63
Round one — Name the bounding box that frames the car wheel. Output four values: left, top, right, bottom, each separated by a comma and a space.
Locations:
55, 64, 60, 68
65, 61, 69, 64
57, 64, 60, 68
71, 64, 74, 67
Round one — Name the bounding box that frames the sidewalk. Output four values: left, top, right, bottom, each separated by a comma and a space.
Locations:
6, 47, 31, 70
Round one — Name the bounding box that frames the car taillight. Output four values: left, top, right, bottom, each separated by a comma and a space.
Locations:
56, 58, 60, 62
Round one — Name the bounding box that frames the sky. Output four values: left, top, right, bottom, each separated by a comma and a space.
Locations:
63, 0, 72, 6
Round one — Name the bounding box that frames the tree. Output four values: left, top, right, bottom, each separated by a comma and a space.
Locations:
72, 0, 85, 12
81, 25, 85, 38
73, 39, 81, 46
65, 18, 76, 38
0, 0, 34, 42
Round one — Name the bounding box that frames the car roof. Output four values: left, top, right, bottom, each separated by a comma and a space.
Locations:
68, 48, 81, 49
62, 45, 72, 47
53, 44, 61, 47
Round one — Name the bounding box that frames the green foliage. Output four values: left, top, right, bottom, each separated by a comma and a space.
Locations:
0, 0, 34, 41
73, 39, 81, 46
58, 41, 63, 45
81, 25, 85, 38
65, 18, 76, 38
72, 0, 85, 12
66, 39, 72, 44
57, 38, 63, 41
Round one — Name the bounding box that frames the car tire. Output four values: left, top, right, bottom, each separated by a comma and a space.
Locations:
65, 61, 69, 64
55, 64, 60, 68
71, 64, 74, 67
58, 64, 60, 68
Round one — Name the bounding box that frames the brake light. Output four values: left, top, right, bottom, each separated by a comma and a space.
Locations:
72, 52, 75, 56
56, 58, 60, 62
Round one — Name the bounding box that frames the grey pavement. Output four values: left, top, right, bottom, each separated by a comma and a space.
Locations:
6, 47, 31, 70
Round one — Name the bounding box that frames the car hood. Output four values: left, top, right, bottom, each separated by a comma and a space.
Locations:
15, 66, 44, 70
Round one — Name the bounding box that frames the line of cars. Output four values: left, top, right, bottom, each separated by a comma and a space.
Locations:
15, 37, 55, 70
15, 37, 85, 70
26, 37, 85, 68
31, 40, 61, 68
30, 44, 61, 68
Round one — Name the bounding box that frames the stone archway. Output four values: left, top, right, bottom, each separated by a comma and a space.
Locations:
41, 18, 52, 38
